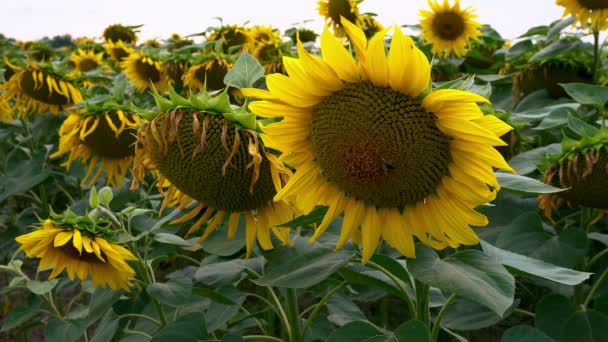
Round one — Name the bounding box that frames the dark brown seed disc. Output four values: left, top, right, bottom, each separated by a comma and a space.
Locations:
20, 69, 71, 105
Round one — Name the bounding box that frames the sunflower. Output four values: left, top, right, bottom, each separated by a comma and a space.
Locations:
318, 0, 362, 37
360, 14, 384, 39
419, 0, 482, 57
250, 25, 281, 43
0, 99, 14, 123
557, 0, 608, 31
121, 53, 168, 92
539, 129, 608, 220
182, 57, 232, 92
243, 19, 513, 261
285, 28, 319, 45
0, 63, 82, 117
104, 40, 135, 63
252, 38, 290, 74
103, 24, 139, 44
15, 218, 137, 290
206, 24, 253, 53
512, 61, 592, 102
132, 89, 294, 257
69, 49, 104, 78
51, 110, 140, 187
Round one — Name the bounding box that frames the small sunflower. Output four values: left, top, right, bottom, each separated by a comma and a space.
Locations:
419, 0, 482, 57
183, 57, 232, 92
360, 14, 384, 39
132, 89, 294, 257
21, 40, 55, 61
206, 24, 253, 53
557, 0, 608, 31
243, 19, 513, 261
51, 109, 140, 187
121, 53, 168, 92
163, 60, 190, 87
104, 40, 135, 63
250, 25, 281, 43
318, 0, 362, 37
103, 24, 139, 44
252, 38, 291, 74
69, 49, 104, 75
539, 129, 608, 220
0, 63, 82, 117
15, 218, 137, 290
285, 28, 319, 44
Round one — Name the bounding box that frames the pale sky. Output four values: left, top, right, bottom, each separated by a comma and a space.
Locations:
0, 0, 570, 41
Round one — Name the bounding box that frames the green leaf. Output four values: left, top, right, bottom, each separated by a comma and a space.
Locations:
153, 232, 196, 247
88, 187, 98, 208
147, 277, 193, 307
223, 52, 265, 88
90, 310, 119, 342
200, 220, 245, 256
0, 153, 51, 203
206, 286, 246, 332
588, 233, 608, 246
279, 205, 329, 229
327, 321, 387, 342
535, 294, 576, 341
195, 257, 264, 286
44, 319, 87, 342
340, 264, 408, 299
392, 320, 430, 342
253, 243, 354, 288
26, 279, 58, 295
97, 187, 113, 207
567, 113, 599, 137
561, 83, 608, 108
408, 245, 515, 316
533, 107, 572, 130
441, 298, 516, 331
502, 325, 556, 342
192, 287, 236, 305
509, 144, 561, 175
1, 302, 40, 332
85, 287, 122, 325
150, 313, 208, 342
326, 292, 367, 326
560, 310, 608, 342
530, 38, 583, 62
495, 172, 566, 194
481, 241, 591, 285
547, 16, 575, 39
506, 40, 534, 61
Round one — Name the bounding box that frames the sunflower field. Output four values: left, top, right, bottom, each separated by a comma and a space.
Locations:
0, 0, 607, 341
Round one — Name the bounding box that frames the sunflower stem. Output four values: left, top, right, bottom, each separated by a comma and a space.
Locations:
301, 281, 346, 337
415, 279, 430, 329
366, 260, 417, 319
583, 266, 608, 308
285, 288, 302, 342
588, 248, 608, 268
431, 293, 456, 342
592, 27, 600, 84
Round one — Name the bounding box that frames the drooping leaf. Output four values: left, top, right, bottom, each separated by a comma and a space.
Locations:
561, 83, 608, 108
147, 277, 193, 307
495, 172, 566, 194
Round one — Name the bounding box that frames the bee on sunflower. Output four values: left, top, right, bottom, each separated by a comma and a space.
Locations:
121, 51, 169, 93
132, 87, 295, 257
52, 75, 140, 188
0, 60, 82, 117
243, 19, 513, 262
318, 0, 363, 37
539, 129, 608, 221
419, 0, 482, 58
103, 23, 140, 44
15, 210, 137, 291
556, 0, 608, 31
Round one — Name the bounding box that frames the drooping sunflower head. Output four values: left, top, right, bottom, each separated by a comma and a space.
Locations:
318, 0, 362, 37
132, 87, 294, 256
15, 213, 137, 291
183, 56, 232, 92
70, 49, 104, 75
419, 0, 482, 57
21, 40, 56, 61
557, 0, 608, 31
243, 19, 513, 261
103, 24, 139, 44
104, 40, 135, 63
285, 27, 319, 44
163, 59, 190, 87
539, 129, 608, 220
206, 24, 253, 53
120, 52, 168, 92
166, 34, 194, 51
0, 99, 14, 123
0, 62, 82, 116
512, 60, 592, 102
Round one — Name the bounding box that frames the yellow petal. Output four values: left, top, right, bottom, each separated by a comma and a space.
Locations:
72, 229, 82, 254
320, 25, 359, 83
53, 231, 73, 247
366, 27, 391, 87
360, 207, 382, 264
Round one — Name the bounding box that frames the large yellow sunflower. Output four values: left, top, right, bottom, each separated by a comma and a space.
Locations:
420, 0, 482, 57
318, 0, 362, 37
16, 219, 137, 290
104, 40, 135, 63
243, 19, 513, 262
557, 0, 608, 30
121, 53, 168, 92
52, 110, 140, 188
0, 63, 82, 117
132, 90, 294, 257
182, 57, 232, 92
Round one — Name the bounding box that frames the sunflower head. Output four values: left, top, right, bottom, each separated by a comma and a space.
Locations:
132, 87, 293, 256
74, 37, 96, 46
285, 27, 319, 44
512, 60, 592, 102
251, 37, 292, 75
183, 56, 233, 92
15, 210, 137, 290
250, 25, 281, 43
103, 24, 140, 44
243, 19, 513, 261
419, 0, 482, 57
556, 0, 608, 31
0, 62, 82, 116
104, 40, 135, 63
120, 52, 168, 92
360, 14, 384, 39
70, 49, 104, 74
21, 40, 56, 61
539, 129, 608, 219
206, 24, 253, 53
318, 0, 362, 36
